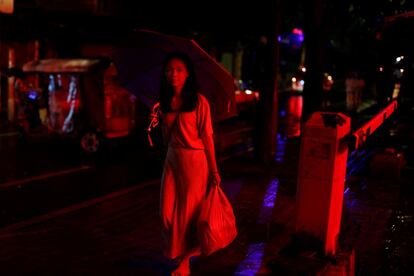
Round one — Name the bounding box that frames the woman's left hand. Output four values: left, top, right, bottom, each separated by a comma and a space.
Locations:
209, 171, 221, 187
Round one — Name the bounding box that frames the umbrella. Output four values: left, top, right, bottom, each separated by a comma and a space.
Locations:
110, 29, 237, 121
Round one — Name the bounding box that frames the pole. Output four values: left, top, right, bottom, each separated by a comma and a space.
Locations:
302, 0, 324, 121
257, 0, 282, 164
7, 46, 15, 122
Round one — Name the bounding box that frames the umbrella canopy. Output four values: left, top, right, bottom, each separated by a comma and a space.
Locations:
110, 29, 237, 121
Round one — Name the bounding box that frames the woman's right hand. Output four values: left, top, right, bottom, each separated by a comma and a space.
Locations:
209, 171, 221, 187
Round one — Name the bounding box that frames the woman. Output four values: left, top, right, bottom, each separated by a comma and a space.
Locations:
159, 51, 221, 276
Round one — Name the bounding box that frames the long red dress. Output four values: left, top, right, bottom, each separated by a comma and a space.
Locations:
160, 94, 213, 259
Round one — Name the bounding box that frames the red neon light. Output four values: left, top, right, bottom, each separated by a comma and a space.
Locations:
292, 28, 303, 35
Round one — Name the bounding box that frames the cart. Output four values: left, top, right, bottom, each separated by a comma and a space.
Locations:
16, 58, 136, 153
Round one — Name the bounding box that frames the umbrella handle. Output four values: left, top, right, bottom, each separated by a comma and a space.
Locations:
146, 101, 161, 147
148, 133, 154, 147
146, 120, 155, 147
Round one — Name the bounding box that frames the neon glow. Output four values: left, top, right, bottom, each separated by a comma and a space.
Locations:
263, 180, 279, 210
258, 179, 279, 222
346, 149, 371, 178
344, 187, 350, 195
275, 134, 287, 163
292, 28, 303, 35
234, 243, 265, 275
235, 131, 286, 274
28, 90, 38, 100
235, 178, 279, 275
292, 28, 304, 43
278, 28, 304, 48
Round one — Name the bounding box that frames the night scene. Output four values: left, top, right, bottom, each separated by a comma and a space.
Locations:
0, 0, 414, 275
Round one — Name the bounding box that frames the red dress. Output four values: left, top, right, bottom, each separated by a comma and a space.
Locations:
160, 94, 213, 259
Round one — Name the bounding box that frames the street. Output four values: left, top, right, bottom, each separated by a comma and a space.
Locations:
0, 132, 164, 227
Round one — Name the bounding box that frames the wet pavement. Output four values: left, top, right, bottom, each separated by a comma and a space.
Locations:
0, 97, 413, 275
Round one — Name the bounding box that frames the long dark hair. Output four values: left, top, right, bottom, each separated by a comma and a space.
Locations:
159, 51, 199, 113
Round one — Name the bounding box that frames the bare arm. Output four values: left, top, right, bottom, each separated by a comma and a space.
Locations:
202, 134, 221, 186
198, 94, 220, 186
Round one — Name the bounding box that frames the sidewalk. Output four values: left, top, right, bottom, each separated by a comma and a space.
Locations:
0, 136, 300, 276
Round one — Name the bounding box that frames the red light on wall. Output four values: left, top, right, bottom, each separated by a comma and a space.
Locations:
286, 95, 303, 138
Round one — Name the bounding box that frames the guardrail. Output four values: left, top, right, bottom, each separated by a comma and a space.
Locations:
351, 100, 398, 150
